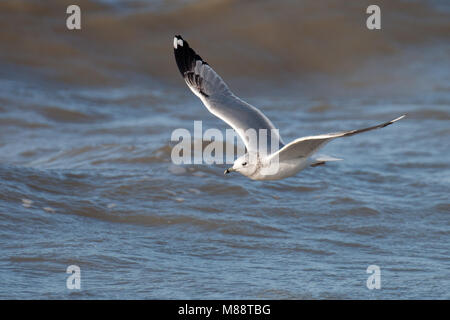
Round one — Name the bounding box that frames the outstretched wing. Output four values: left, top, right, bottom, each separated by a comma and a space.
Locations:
268, 115, 405, 162
173, 35, 284, 153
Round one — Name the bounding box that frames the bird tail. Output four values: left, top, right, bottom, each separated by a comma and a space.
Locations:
310, 155, 343, 167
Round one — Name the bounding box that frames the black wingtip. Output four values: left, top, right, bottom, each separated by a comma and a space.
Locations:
173, 35, 184, 50
173, 35, 207, 78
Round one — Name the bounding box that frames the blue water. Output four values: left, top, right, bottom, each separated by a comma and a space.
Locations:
0, 0, 449, 299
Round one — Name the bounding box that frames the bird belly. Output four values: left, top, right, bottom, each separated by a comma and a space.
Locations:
250, 158, 310, 181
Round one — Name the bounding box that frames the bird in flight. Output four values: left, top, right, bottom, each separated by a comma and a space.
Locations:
173, 35, 404, 181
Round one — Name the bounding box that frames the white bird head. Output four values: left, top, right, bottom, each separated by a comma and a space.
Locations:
224, 153, 258, 178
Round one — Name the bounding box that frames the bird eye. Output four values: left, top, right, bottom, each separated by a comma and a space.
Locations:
242, 162, 247, 166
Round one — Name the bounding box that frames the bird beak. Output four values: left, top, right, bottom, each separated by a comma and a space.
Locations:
224, 168, 234, 175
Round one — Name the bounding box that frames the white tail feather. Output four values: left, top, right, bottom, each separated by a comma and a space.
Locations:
314, 155, 343, 162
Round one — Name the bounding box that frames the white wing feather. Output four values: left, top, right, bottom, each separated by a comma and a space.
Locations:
269, 115, 405, 162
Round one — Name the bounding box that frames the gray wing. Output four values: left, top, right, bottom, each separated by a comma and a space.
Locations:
269, 115, 405, 162
173, 35, 284, 153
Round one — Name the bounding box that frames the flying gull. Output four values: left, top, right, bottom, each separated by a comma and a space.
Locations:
173, 35, 405, 180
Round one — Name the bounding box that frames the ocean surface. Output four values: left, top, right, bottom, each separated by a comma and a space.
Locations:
0, 0, 449, 299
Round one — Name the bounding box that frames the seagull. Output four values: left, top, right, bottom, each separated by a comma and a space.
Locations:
173, 35, 405, 181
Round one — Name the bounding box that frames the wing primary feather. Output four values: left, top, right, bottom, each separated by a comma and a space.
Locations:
341, 114, 406, 137
173, 35, 210, 97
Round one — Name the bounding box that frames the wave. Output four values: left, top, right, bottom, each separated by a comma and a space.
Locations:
1, 0, 448, 87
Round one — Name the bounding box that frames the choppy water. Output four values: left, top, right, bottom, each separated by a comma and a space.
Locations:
0, 0, 449, 299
